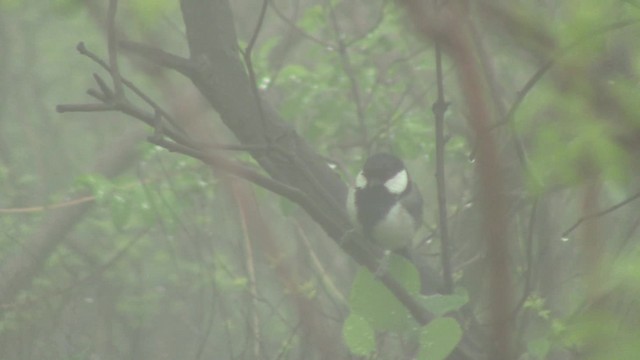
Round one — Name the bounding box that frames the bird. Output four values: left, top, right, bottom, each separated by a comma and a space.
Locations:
347, 153, 423, 252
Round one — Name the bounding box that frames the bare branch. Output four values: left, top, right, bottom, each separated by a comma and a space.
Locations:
93, 72, 114, 100
56, 103, 115, 113
77, 42, 110, 70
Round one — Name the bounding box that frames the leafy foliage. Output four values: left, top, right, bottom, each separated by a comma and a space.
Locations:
348, 255, 420, 332
419, 317, 462, 360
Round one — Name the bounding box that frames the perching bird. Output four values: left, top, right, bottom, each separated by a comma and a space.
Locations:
347, 153, 423, 251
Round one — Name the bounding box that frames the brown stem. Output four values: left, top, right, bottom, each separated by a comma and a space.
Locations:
433, 41, 454, 294
396, 1, 512, 358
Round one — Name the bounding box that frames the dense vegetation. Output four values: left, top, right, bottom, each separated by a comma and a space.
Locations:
1, 1, 640, 359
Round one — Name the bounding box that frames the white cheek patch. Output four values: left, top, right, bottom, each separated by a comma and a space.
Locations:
355, 172, 367, 189
384, 169, 408, 195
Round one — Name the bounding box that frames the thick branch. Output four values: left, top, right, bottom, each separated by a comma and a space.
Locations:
178, 0, 348, 234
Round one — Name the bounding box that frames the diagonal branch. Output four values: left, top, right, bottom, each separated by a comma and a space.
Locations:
119, 40, 196, 76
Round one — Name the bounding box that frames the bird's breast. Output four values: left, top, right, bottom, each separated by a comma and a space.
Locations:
371, 202, 416, 250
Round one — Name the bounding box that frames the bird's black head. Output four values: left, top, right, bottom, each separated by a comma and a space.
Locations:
355, 153, 409, 195
362, 153, 405, 182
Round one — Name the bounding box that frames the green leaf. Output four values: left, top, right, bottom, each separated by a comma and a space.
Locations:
342, 314, 376, 356
420, 288, 469, 316
418, 317, 462, 360
349, 254, 420, 331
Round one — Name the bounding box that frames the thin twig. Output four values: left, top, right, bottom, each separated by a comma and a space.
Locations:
195, 142, 269, 152
326, 0, 368, 149
296, 223, 348, 308
344, 0, 387, 47
77, 42, 110, 70
77, 43, 175, 124
491, 19, 640, 129
56, 103, 115, 113
513, 199, 538, 319
107, 0, 124, 98
234, 188, 263, 360
365, 85, 430, 149
432, 41, 454, 294
561, 191, 640, 239
242, 0, 270, 142
268, 0, 335, 49
71, 43, 192, 145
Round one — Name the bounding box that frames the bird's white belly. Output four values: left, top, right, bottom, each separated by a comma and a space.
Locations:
371, 202, 415, 250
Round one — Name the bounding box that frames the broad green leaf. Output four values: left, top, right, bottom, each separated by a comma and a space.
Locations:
349, 254, 420, 331
342, 314, 376, 356
420, 288, 469, 316
418, 317, 462, 360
